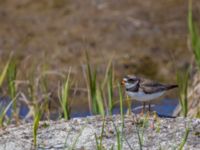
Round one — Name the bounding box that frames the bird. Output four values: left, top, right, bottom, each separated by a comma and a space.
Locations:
121, 75, 178, 113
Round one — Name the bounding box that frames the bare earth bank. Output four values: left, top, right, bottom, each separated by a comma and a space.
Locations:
0, 115, 199, 150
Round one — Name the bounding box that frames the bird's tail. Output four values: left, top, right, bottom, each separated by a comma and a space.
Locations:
166, 84, 178, 90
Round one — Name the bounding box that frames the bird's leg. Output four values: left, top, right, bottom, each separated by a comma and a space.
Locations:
142, 102, 146, 113
147, 103, 151, 118
139, 102, 145, 116
148, 103, 151, 112
150, 111, 159, 129
126, 95, 132, 115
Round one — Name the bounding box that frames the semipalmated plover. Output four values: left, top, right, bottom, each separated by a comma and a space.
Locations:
121, 75, 178, 112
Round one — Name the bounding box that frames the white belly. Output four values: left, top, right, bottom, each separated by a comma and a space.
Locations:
126, 91, 165, 102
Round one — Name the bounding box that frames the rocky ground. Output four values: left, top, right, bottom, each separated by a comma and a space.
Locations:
0, 114, 199, 150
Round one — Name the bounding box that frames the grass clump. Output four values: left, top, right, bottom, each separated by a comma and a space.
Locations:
58, 69, 71, 120
95, 118, 105, 150
85, 52, 99, 114
85, 52, 115, 116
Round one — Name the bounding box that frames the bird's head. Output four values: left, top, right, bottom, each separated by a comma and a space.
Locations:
121, 75, 140, 89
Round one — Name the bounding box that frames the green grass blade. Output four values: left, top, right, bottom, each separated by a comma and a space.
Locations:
188, 0, 200, 68
0, 99, 14, 127
33, 108, 42, 146
123, 136, 134, 150
85, 51, 99, 114
109, 145, 114, 150
136, 125, 143, 150
99, 118, 105, 148
92, 70, 98, 114
112, 120, 123, 150
178, 127, 190, 150
96, 87, 105, 116
8, 61, 17, 99
95, 133, 100, 150
107, 65, 114, 115
118, 83, 124, 128
69, 126, 86, 150
102, 58, 113, 89
7, 60, 17, 118
0, 53, 13, 87
176, 70, 189, 117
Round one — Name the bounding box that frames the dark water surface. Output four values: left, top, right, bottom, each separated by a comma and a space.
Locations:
71, 99, 179, 118
0, 96, 179, 122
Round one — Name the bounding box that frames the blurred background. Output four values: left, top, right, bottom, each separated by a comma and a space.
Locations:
0, 0, 199, 122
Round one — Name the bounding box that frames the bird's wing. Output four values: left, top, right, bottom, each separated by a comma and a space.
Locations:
139, 79, 166, 94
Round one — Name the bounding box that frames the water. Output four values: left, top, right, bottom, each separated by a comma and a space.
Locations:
0, 97, 179, 122
63, 98, 179, 118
